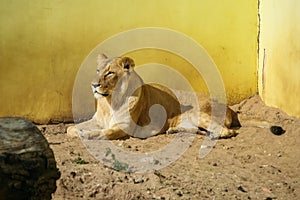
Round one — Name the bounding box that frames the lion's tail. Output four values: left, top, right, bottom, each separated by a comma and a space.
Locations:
239, 119, 285, 135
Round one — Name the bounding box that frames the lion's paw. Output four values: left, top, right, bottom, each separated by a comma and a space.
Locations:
80, 130, 107, 140
66, 126, 79, 138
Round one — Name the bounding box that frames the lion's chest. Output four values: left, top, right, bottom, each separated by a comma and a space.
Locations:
95, 97, 137, 129
95, 98, 113, 128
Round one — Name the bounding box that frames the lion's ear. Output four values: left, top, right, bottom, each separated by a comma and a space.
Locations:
97, 53, 108, 64
121, 57, 135, 72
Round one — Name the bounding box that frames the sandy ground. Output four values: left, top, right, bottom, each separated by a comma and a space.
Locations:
38, 95, 299, 200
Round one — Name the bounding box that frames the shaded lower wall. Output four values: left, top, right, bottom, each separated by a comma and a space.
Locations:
258, 0, 300, 117
0, 0, 258, 123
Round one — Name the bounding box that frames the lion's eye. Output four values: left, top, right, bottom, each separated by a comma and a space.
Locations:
106, 71, 115, 76
96, 69, 100, 74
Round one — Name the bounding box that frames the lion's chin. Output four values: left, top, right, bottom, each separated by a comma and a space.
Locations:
94, 92, 109, 99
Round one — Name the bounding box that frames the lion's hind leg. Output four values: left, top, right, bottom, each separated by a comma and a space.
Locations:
166, 119, 200, 135
194, 124, 238, 139
208, 127, 238, 139
166, 126, 200, 134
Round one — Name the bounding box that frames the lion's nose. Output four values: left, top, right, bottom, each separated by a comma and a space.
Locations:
91, 83, 101, 88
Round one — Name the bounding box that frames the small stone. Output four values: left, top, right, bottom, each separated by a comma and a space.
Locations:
133, 177, 144, 184
270, 126, 285, 135
237, 185, 247, 193
176, 190, 183, 196
265, 197, 273, 200
70, 171, 76, 178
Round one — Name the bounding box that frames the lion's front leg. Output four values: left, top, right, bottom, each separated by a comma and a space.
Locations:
66, 118, 101, 138
81, 126, 128, 140
66, 125, 80, 138
80, 129, 105, 140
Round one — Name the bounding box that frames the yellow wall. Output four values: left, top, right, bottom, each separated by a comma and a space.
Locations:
0, 0, 258, 123
258, 0, 300, 117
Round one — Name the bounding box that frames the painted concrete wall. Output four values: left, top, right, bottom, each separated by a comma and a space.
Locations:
0, 0, 258, 123
258, 0, 300, 117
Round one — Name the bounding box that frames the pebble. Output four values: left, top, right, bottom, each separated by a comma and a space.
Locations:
133, 177, 144, 184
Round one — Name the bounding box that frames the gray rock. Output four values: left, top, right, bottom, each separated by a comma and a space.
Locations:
0, 117, 60, 200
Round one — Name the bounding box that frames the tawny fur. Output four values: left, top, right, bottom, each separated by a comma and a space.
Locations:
67, 54, 240, 140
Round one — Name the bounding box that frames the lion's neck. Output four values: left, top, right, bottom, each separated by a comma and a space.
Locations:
107, 71, 144, 110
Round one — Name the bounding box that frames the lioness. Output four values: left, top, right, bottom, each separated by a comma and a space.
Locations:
67, 54, 242, 140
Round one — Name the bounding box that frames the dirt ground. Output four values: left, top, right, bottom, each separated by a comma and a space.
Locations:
38, 95, 299, 200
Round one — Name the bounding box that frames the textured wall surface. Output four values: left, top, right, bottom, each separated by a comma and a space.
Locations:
258, 0, 300, 117
0, 0, 258, 123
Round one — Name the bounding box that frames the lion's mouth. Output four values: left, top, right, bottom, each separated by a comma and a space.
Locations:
94, 90, 109, 97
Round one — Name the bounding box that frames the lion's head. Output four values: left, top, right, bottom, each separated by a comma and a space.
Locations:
91, 54, 137, 99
